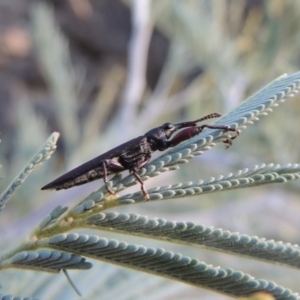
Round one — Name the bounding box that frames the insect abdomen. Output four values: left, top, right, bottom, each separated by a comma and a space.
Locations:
41, 165, 105, 190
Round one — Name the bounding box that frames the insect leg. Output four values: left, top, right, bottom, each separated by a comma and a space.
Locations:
102, 159, 124, 195
131, 170, 149, 201
102, 160, 115, 195
199, 124, 239, 148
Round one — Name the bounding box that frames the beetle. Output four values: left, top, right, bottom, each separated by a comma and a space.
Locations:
41, 113, 239, 200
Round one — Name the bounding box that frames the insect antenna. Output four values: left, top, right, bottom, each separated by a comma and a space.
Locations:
194, 113, 221, 123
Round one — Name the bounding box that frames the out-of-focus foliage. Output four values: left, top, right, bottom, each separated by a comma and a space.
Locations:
0, 1, 300, 299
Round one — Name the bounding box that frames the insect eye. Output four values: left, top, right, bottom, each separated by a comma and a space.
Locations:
163, 123, 175, 130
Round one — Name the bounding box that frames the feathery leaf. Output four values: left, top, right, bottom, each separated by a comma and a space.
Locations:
1, 250, 91, 273
43, 233, 299, 299
0, 132, 59, 213
87, 212, 300, 270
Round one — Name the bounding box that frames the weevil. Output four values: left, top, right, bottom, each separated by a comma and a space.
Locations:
41, 113, 239, 200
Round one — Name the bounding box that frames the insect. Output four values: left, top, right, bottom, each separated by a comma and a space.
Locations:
41, 113, 239, 200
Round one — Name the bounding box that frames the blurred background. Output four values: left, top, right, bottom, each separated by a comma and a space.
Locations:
1, 0, 300, 299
